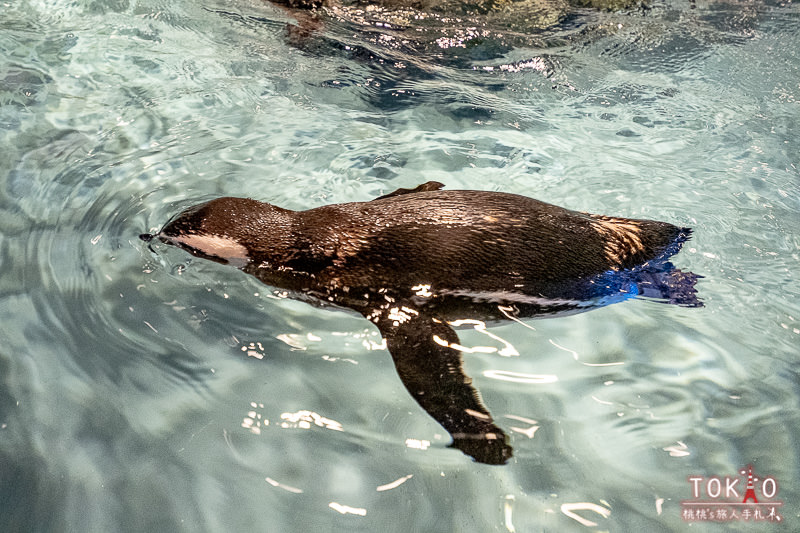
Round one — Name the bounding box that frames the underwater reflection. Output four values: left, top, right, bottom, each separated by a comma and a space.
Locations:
143, 181, 701, 464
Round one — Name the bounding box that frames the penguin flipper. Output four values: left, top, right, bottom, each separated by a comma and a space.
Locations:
367, 304, 512, 465
372, 181, 444, 201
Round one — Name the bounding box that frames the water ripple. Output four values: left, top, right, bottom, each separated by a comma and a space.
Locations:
1, 0, 800, 530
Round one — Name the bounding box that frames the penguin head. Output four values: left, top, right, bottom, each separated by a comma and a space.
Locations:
149, 197, 286, 268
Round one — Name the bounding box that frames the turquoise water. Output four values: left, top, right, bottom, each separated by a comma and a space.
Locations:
1, 0, 799, 530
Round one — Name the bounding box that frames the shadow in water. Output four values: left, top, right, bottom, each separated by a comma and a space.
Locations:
142, 182, 701, 464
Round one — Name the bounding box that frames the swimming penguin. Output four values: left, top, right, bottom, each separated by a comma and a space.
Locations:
142, 181, 700, 464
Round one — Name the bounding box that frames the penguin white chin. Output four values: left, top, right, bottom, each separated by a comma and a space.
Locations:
165, 233, 251, 268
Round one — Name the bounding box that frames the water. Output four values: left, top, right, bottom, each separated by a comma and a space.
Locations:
1, 0, 798, 530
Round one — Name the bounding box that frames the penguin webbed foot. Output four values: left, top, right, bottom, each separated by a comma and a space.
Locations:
633, 267, 703, 307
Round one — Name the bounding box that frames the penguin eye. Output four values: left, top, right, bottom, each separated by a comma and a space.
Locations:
164, 232, 251, 267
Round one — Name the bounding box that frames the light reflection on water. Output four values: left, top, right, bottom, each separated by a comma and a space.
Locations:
1, 0, 799, 530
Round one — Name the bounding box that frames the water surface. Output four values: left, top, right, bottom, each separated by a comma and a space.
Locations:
1, 0, 799, 530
